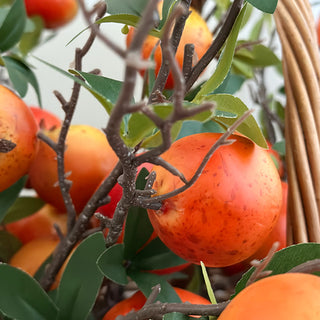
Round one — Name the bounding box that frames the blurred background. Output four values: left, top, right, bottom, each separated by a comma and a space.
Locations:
23, 0, 320, 129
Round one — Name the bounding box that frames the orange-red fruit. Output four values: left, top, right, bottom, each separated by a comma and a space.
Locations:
24, 0, 78, 29
103, 287, 211, 320
28, 125, 118, 213
223, 181, 288, 275
147, 133, 282, 267
9, 238, 59, 276
126, 4, 212, 89
5, 204, 67, 244
29, 106, 61, 130
0, 85, 38, 192
218, 273, 320, 320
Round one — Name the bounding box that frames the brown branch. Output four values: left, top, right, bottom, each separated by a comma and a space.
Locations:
39, 3, 113, 291
149, 0, 192, 103
246, 241, 280, 287
288, 259, 320, 274
0, 139, 16, 153
119, 300, 229, 320
137, 109, 252, 207
185, 0, 244, 93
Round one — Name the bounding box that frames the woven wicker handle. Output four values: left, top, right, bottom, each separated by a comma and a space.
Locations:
274, 0, 320, 244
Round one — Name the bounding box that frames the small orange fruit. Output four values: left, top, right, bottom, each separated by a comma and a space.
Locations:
24, 0, 78, 29
126, 2, 212, 89
147, 133, 282, 267
9, 238, 59, 276
28, 125, 118, 213
0, 85, 38, 192
103, 287, 211, 320
218, 273, 320, 320
5, 204, 67, 244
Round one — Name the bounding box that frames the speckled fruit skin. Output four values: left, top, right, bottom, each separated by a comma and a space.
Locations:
126, 3, 213, 89
103, 287, 211, 320
218, 273, 320, 320
29, 106, 61, 130
6, 204, 67, 244
28, 125, 118, 213
24, 0, 78, 29
0, 85, 38, 192
147, 133, 282, 267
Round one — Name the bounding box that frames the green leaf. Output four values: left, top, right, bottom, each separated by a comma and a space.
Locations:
176, 120, 224, 140
231, 57, 254, 78
2, 197, 45, 224
97, 243, 128, 286
200, 262, 217, 304
246, 0, 278, 13
127, 269, 181, 302
0, 230, 22, 262
235, 44, 280, 67
124, 103, 213, 147
123, 207, 154, 260
97, 14, 161, 38
0, 0, 26, 52
141, 121, 182, 148
33, 57, 123, 116
131, 237, 188, 272
213, 72, 245, 95
19, 16, 44, 55
0, 176, 27, 223
106, 0, 149, 15
234, 243, 320, 296
206, 94, 267, 148
3, 55, 42, 104
193, 4, 247, 101
0, 264, 58, 320
273, 140, 285, 157
71, 70, 125, 115
55, 232, 106, 320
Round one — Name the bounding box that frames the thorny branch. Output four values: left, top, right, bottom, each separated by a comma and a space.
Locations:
39, 2, 123, 291
38, 3, 252, 315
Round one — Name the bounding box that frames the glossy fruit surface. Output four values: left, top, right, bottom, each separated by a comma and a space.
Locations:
103, 287, 211, 320
126, 3, 212, 89
5, 204, 67, 244
218, 273, 320, 319
9, 238, 58, 276
147, 133, 282, 267
0, 85, 38, 192
28, 125, 118, 213
250, 181, 288, 260
223, 181, 288, 275
29, 106, 61, 130
24, 0, 78, 29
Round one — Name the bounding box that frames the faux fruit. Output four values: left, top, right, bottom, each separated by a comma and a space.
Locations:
28, 125, 118, 213
126, 2, 213, 89
9, 237, 70, 289
223, 181, 288, 275
0, 85, 38, 192
103, 287, 211, 320
147, 133, 282, 267
218, 273, 320, 320
9, 237, 58, 276
24, 0, 78, 29
29, 106, 61, 130
5, 204, 67, 244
